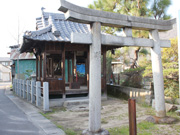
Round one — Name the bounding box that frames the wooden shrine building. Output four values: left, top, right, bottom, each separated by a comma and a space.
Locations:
20, 9, 115, 96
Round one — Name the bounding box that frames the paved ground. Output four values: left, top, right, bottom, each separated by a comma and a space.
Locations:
0, 82, 65, 135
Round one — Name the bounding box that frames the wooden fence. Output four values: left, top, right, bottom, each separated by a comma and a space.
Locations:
13, 79, 49, 111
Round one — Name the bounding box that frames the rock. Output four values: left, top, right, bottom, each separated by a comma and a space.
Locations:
175, 110, 180, 116
145, 116, 157, 123
152, 101, 178, 112
158, 116, 177, 124
165, 103, 178, 112
145, 116, 177, 124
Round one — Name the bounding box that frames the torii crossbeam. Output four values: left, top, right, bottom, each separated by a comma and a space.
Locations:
59, 0, 176, 134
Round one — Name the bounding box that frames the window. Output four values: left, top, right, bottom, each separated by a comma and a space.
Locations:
46, 54, 62, 78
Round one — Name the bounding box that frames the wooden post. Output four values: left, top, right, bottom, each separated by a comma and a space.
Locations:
43, 82, 49, 111
128, 99, 137, 135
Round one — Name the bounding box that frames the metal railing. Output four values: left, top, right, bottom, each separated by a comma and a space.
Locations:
13, 79, 49, 111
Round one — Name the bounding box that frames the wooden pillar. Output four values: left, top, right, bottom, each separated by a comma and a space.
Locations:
74, 51, 77, 82
68, 59, 70, 82
62, 45, 66, 98
36, 56, 38, 81
87, 50, 89, 91
72, 53, 74, 83
40, 55, 42, 81
43, 53, 47, 81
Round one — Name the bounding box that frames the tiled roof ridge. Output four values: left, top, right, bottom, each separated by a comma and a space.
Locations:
36, 11, 65, 21
42, 12, 65, 20
24, 25, 52, 38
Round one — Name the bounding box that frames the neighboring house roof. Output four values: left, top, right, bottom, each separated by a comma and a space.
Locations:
159, 23, 177, 40
10, 49, 35, 60
23, 10, 90, 42
0, 57, 11, 62
0, 64, 11, 73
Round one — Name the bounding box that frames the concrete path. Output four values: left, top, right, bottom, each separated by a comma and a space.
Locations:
0, 83, 65, 135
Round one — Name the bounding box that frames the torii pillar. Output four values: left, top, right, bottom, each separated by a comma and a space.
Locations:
89, 22, 101, 132
83, 22, 109, 135
150, 30, 166, 117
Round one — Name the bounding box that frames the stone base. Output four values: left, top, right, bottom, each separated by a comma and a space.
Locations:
145, 116, 177, 124
82, 129, 109, 135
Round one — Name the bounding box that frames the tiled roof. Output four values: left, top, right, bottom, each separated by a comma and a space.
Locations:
23, 10, 90, 42
10, 49, 35, 60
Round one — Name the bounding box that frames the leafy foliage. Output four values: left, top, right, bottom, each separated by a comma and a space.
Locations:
24, 69, 33, 80
122, 67, 145, 88
151, 0, 172, 19
89, 0, 173, 89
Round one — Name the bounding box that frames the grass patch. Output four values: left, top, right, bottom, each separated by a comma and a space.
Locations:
39, 112, 52, 119
167, 111, 180, 120
108, 121, 158, 135
56, 123, 78, 135
39, 108, 79, 135
39, 108, 57, 119
101, 118, 108, 124
171, 125, 180, 133
108, 126, 129, 135
137, 121, 157, 134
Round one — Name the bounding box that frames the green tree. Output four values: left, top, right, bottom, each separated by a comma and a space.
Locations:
89, 0, 172, 88
151, 0, 172, 20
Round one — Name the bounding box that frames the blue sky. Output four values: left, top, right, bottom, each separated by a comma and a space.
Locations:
0, 0, 179, 57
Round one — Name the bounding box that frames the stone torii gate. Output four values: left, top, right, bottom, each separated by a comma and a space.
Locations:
59, 0, 176, 134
